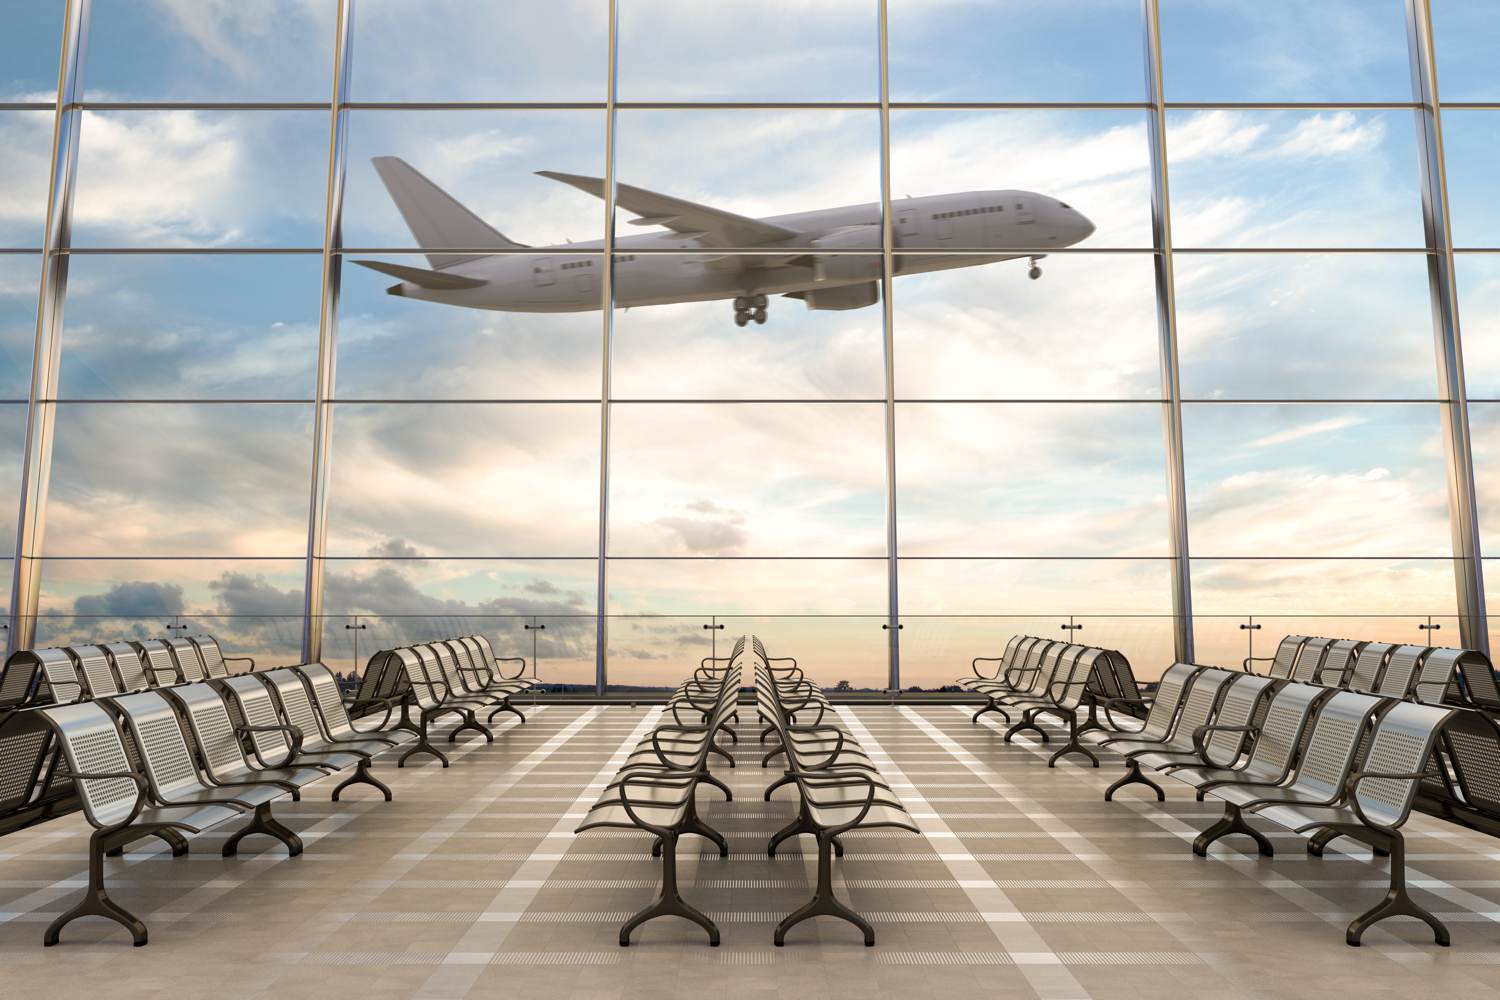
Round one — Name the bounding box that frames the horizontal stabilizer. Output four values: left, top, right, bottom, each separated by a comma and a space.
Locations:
352, 259, 488, 290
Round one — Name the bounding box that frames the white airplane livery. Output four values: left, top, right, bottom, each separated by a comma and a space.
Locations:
354, 157, 1096, 327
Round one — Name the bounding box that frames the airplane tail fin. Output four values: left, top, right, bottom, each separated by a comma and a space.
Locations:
371, 156, 529, 268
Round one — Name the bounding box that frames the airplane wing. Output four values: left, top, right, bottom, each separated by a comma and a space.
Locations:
536, 170, 799, 247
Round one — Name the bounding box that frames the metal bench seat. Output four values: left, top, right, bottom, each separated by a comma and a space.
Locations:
1243, 634, 1307, 678
294, 662, 417, 747
101, 641, 155, 693
217, 675, 368, 773
423, 642, 527, 726
1165, 680, 1326, 798
1131, 672, 1276, 773
163, 681, 330, 797
1084, 663, 1218, 801
258, 668, 398, 801
958, 634, 1032, 690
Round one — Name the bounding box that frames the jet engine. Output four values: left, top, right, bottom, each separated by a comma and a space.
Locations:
809, 224, 882, 282
792, 281, 880, 311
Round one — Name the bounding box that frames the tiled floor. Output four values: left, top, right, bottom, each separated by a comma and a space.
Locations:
2, 703, 1499, 999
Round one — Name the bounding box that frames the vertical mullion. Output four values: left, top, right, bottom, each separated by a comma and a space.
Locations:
8, 0, 89, 654
595, 0, 620, 694
1142, 0, 1194, 662
1406, 0, 1487, 654
301, 0, 355, 663
876, 0, 900, 691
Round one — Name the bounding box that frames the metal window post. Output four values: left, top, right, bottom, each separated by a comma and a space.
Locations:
301, 0, 356, 663
877, 0, 901, 690
595, 0, 620, 695
1142, 0, 1195, 663
8, 0, 90, 654
1406, 0, 1488, 655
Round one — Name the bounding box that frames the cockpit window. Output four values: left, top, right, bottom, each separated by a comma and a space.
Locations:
1058, 202, 1072, 209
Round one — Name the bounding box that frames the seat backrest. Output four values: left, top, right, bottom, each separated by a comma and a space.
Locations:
1264, 635, 1307, 679
352, 651, 391, 704
296, 663, 357, 738
133, 639, 183, 685
1140, 662, 1198, 738
1412, 648, 1464, 705
220, 674, 292, 761
1053, 648, 1100, 709
0, 653, 43, 709
1243, 682, 1326, 777
102, 641, 152, 692
67, 645, 122, 698
189, 635, 231, 677
163, 681, 251, 778
31, 648, 86, 705
412, 644, 460, 699
1457, 653, 1500, 708
1351, 701, 1456, 830
1347, 642, 1396, 693
1170, 668, 1235, 743
425, 641, 471, 693
1314, 639, 1362, 686
1287, 690, 1384, 801
1201, 672, 1277, 760
1001, 636, 1041, 684
110, 690, 208, 801
37, 701, 140, 829
393, 647, 441, 708
261, 667, 328, 743
167, 636, 210, 682
1289, 637, 1335, 682
1439, 710, 1500, 815
1373, 644, 1427, 698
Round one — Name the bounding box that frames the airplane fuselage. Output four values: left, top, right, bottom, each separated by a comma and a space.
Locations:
384, 190, 1094, 313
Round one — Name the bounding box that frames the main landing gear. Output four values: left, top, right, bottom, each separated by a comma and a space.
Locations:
734, 293, 768, 327
1028, 255, 1045, 280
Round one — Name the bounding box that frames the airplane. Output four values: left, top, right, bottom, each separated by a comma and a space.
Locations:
354, 156, 1095, 327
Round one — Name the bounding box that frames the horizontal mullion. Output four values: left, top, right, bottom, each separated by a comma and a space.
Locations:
43, 398, 315, 404
1162, 101, 1417, 110
36, 554, 307, 561
0, 102, 55, 111
68, 101, 330, 111
62, 247, 323, 255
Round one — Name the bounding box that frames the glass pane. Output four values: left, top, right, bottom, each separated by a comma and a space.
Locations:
71, 110, 329, 248
611, 254, 885, 400
0, 111, 55, 247
1183, 403, 1452, 557
608, 403, 886, 557
44, 404, 314, 556
618, 0, 877, 101
1176, 254, 1439, 399
1433, 0, 1500, 102
613, 110, 881, 252
606, 558, 887, 689
1468, 403, 1500, 552
0, 0, 65, 100
1160, 0, 1412, 101
320, 558, 597, 688
60, 254, 321, 399
1165, 110, 1426, 248
84, 0, 337, 100
336, 253, 603, 400
34, 558, 307, 665
889, 110, 1153, 250
342, 110, 605, 252
1442, 111, 1500, 249
0, 254, 39, 398
889, 0, 1145, 102
892, 253, 1160, 400
896, 403, 1169, 556
1457, 254, 1500, 398
350, 0, 607, 102
0, 403, 27, 552
324, 403, 600, 557
898, 558, 1176, 688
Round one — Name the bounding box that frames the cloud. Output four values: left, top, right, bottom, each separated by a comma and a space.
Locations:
73, 580, 186, 618
1247, 416, 1364, 449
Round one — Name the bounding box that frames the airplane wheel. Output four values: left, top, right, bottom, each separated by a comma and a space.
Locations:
734, 311, 750, 327
1028, 266, 1042, 280
733, 296, 751, 311
752, 307, 767, 324
751, 293, 768, 309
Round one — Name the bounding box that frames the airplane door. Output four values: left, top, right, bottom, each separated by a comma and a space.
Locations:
896, 210, 918, 239
1014, 198, 1035, 224
531, 257, 555, 287
935, 213, 954, 240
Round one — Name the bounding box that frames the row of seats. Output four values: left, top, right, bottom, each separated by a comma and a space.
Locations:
1, 634, 254, 709
1245, 634, 1500, 710
575, 642, 743, 947
755, 637, 919, 947
966, 635, 1500, 947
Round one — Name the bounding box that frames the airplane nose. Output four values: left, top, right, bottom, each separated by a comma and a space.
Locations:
1071, 209, 1095, 243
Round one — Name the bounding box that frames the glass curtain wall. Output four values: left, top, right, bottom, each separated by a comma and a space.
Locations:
3, 0, 1491, 691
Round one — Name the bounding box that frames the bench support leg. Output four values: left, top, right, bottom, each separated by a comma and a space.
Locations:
702, 772, 733, 801
398, 721, 450, 768
972, 701, 1011, 725
710, 741, 735, 769
1004, 710, 1050, 745
331, 757, 392, 802
1075, 699, 1104, 736
1104, 760, 1164, 802
1193, 804, 1274, 858
775, 833, 873, 947
761, 744, 787, 768
222, 803, 303, 858
445, 710, 493, 744
1347, 832, 1448, 947
485, 701, 526, 726
1046, 715, 1099, 768
620, 831, 719, 947
105, 828, 189, 858
45, 829, 151, 947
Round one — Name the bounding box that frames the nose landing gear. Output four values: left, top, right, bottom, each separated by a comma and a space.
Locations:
1028, 256, 1045, 280
733, 294, 769, 327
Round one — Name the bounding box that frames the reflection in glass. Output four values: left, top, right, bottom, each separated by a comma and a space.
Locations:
608, 403, 886, 557
84, 0, 336, 101
0, 403, 26, 552
890, 110, 1151, 249
611, 255, 885, 400
0, 111, 56, 247
72, 111, 329, 248
1160, 0, 1410, 101
889, 0, 1144, 102
892, 253, 1160, 400
1457, 255, 1500, 399
1166, 110, 1425, 248
60, 255, 321, 399
350, 0, 607, 102
324, 403, 600, 557
0, 254, 39, 398
1440, 111, 1500, 249
44, 404, 314, 556
1175, 254, 1438, 399
613, 111, 881, 252
897, 403, 1168, 556
618, 0, 878, 102
1466, 404, 1500, 552
1183, 404, 1451, 557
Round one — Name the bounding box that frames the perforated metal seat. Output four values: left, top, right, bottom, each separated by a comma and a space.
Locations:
1245, 635, 1307, 679
217, 674, 366, 773
1134, 672, 1277, 772
258, 667, 395, 801
1346, 642, 1396, 693
1372, 644, 1427, 698
166, 637, 211, 682
163, 681, 329, 797
293, 661, 416, 746
189, 635, 255, 676
67, 645, 124, 697
1166, 681, 1325, 796
132, 639, 185, 686
1289, 637, 1337, 682
101, 641, 154, 692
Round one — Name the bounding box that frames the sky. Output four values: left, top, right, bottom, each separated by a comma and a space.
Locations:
0, 0, 1496, 685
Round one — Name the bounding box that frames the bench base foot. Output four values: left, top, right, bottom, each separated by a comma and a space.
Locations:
46, 829, 153, 947
485, 702, 526, 726
331, 758, 392, 802
222, 803, 303, 858
620, 832, 719, 947
1104, 761, 1164, 802
398, 729, 450, 768
1004, 716, 1050, 744
973, 702, 1011, 725
775, 835, 872, 947
1193, 804, 1274, 858
445, 714, 493, 744
1346, 833, 1447, 947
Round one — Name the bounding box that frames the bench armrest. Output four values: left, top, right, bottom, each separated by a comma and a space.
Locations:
971, 656, 1007, 681
1191, 723, 1258, 765
69, 769, 151, 832
788, 768, 875, 835
1346, 769, 1432, 833
1241, 655, 1273, 674
235, 723, 303, 769
491, 656, 527, 681
618, 770, 704, 836
1100, 694, 1152, 731
222, 655, 256, 671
